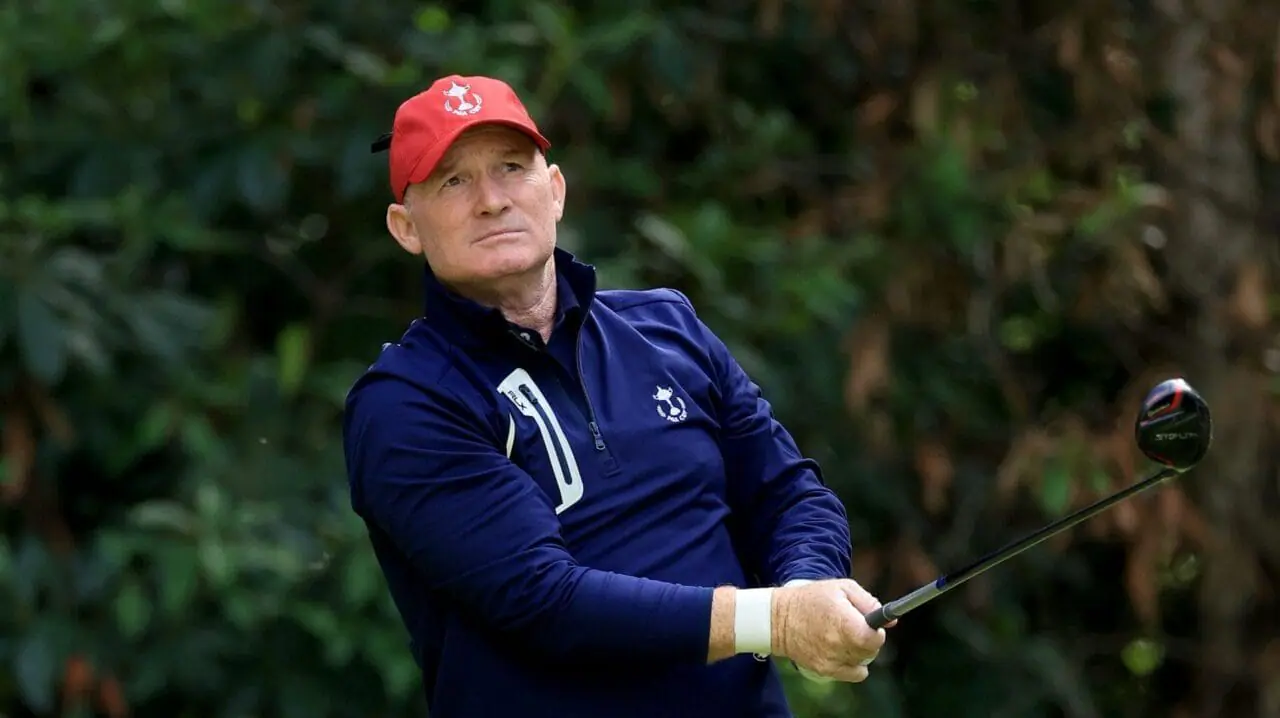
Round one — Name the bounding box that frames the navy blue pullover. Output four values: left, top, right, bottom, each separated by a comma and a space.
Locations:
343, 249, 852, 717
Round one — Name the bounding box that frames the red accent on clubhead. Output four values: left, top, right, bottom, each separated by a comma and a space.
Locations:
1145, 384, 1183, 420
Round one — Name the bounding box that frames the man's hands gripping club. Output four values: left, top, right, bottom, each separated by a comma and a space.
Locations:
709, 579, 891, 683
773, 579, 889, 682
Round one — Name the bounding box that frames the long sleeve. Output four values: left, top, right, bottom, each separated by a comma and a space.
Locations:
343, 374, 715, 664
696, 317, 853, 586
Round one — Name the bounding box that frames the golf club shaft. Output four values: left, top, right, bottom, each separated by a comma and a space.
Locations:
864, 465, 1179, 630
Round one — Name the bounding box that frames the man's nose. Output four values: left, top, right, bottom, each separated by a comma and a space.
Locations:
474, 173, 511, 215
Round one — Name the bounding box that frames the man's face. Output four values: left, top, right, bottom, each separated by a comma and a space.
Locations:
386, 125, 566, 293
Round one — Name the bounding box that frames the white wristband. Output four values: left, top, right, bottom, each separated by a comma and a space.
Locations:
734, 588, 774, 656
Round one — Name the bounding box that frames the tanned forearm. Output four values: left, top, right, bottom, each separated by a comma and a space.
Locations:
707, 586, 738, 663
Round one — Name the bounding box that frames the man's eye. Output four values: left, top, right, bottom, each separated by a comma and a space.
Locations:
442, 176, 461, 188
503, 162, 523, 172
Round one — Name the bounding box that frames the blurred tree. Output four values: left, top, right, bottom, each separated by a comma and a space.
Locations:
1153, 1, 1280, 715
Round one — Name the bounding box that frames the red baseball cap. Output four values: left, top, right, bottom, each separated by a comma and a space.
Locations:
372, 75, 552, 203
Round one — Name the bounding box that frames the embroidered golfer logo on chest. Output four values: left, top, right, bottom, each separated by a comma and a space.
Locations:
654, 386, 687, 423
442, 81, 482, 116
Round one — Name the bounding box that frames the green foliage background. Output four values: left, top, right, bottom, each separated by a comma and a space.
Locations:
3, 2, 1279, 717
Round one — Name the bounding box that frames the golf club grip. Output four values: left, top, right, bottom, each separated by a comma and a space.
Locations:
865, 605, 891, 630
863, 578, 945, 630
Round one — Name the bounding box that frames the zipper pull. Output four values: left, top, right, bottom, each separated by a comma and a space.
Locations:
588, 421, 606, 451
520, 386, 539, 406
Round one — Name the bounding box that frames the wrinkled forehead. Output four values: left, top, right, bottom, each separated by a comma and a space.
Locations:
439, 124, 541, 166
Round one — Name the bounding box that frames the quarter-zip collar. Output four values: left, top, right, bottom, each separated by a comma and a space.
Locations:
419, 247, 597, 350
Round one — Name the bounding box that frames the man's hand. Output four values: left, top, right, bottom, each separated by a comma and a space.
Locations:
771, 579, 888, 683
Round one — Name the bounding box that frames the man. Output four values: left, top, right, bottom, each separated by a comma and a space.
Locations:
343, 74, 891, 717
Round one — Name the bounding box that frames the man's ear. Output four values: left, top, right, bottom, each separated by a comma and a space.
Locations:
386, 202, 422, 255
548, 164, 566, 222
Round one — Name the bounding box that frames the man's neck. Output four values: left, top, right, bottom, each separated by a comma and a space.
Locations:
458, 257, 558, 343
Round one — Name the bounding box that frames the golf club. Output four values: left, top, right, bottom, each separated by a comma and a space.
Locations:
864, 377, 1213, 630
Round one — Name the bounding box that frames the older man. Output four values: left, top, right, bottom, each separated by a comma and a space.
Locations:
343, 74, 890, 717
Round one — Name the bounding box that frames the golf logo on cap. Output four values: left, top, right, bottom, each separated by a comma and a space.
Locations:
442, 81, 483, 117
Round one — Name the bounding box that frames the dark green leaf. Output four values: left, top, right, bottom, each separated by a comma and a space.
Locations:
115, 577, 150, 639
14, 631, 56, 712
1122, 638, 1165, 676
235, 144, 290, 214
16, 288, 66, 384
276, 323, 311, 397
414, 5, 450, 33
1039, 462, 1072, 516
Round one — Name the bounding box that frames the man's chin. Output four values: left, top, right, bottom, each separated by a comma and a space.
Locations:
474, 244, 553, 281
